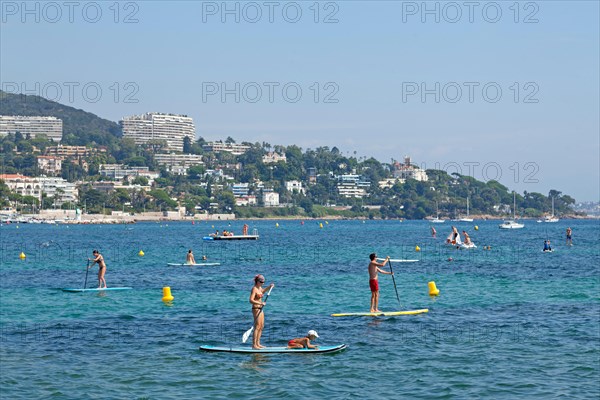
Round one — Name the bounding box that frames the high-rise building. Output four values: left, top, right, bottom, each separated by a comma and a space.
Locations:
120, 113, 195, 151
0, 116, 63, 142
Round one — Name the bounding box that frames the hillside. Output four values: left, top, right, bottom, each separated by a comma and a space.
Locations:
0, 90, 121, 146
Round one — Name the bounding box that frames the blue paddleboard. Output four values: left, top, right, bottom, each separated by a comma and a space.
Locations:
199, 344, 347, 354
62, 287, 133, 292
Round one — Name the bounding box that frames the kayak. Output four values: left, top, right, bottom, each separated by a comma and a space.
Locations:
331, 309, 429, 317
62, 287, 133, 292
167, 263, 221, 266
199, 344, 347, 354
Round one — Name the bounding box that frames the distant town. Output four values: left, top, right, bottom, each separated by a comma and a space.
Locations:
0, 92, 590, 222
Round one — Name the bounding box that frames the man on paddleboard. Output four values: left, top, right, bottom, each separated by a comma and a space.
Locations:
88, 250, 107, 288
369, 253, 393, 312
186, 249, 196, 265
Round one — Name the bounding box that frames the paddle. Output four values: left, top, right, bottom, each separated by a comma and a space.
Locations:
83, 259, 90, 289
388, 259, 401, 307
242, 286, 274, 344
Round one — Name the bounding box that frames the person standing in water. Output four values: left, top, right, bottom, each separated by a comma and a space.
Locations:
186, 249, 196, 265
88, 250, 107, 288
368, 253, 393, 313
431, 226, 437, 238
249, 274, 274, 349
566, 227, 573, 246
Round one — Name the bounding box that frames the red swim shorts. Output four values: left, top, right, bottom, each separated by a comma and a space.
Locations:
369, 279, 379, 292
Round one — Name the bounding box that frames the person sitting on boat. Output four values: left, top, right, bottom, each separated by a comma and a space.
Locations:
543, 240, 552, 251
462, 231, 472, 245
287, 330, 319, 349
452, 226, 459, 243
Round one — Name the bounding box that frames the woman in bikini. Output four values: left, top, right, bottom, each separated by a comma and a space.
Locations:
249, 274, 274, 349
89, 250, 107, 288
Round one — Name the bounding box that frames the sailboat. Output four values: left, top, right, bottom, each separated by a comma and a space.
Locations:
458, 197, 474, 222
544, 197, 559, 223
499, 192, 525, 229
431, 201, 445, 223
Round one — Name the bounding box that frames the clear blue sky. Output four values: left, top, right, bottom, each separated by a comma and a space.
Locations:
1, 1, 598, 201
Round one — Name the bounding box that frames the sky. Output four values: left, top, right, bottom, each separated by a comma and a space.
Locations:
1, 1, 599, 201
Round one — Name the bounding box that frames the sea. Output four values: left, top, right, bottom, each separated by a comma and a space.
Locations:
1, 219, 598, 399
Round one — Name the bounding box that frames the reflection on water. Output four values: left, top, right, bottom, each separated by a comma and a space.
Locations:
239, 354, 270, 372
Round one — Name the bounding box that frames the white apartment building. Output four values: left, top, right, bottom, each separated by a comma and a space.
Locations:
0, 174, 42, 201
263, 152, 286, 164
202, 142, 250, 155
285, 180, 304, 194
0, 174, 77, 205
37, 156, 62, 175
336, 174, 371, 198
99, 164, 160, 182
38, 177, 78, 205
121, 113, 195, 151
392, 156, 429, 181
0, 116, 63, 142
154, 153, 204, 175
263, 191, 280, 207
231, 183, 250, 197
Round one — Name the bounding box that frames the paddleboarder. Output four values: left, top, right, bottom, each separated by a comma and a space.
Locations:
88, 250, 107, 289
287, 330, 319, 349
566, 227, 573, 245
368, 253, 393, 313
186, 249, 196, 265
250, 274, 274, 349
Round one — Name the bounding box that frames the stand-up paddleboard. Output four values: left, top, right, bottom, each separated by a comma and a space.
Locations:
331, 309, 429, 317
199, 344, 347, 354
542, 250, 554, 253
62, 287, 133, 293
167, 262, 221, 266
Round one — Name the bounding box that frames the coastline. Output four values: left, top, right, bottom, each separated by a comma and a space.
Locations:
3, 211, 593, 224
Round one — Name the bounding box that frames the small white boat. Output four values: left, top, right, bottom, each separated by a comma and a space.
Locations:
458, 197, 474, 222
499, 192, 525, 229
543, 197, 559, 222
431, 201, 445, 223
499, 220, 525, 229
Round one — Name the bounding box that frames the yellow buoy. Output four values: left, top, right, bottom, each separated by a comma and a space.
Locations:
475, 225, 479, 230
319, 223, 323, 228
428, 281, 440, 296
162, 286, 174, 302
138, 250, 145, 256
19, 252, 26, 260
415, 245, 421, 252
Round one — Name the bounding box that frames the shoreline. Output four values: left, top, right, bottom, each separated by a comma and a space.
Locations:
2, 213, 593, 224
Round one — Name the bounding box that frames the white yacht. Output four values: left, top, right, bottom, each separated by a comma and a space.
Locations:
499, 192, 525, 229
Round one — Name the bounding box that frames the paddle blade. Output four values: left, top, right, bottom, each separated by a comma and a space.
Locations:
242, 326, 254, 343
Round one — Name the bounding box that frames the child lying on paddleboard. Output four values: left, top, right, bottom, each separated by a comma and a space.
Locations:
287, 330, 319, 349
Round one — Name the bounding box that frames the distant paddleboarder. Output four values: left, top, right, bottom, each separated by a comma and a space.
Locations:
243, 224, 249, 236
250, 274, 274, 349
186, 249, 196, 265
543, 240, 552, 252
88, 250, 107, 288
566, 227, 573, 245
368, 253, 393, 313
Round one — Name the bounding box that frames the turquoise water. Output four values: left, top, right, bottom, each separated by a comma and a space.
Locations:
1, 220, 599, 399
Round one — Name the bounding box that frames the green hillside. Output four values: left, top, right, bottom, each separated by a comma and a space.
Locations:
0, 90, 121, 146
